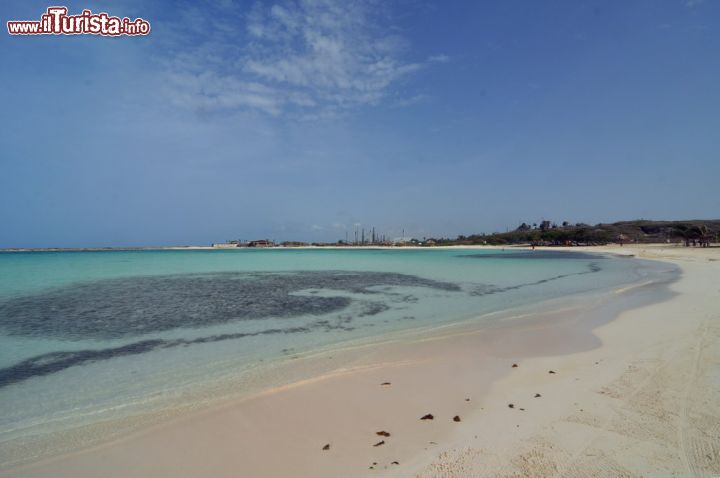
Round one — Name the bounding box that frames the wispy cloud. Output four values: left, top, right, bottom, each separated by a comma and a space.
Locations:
162, 0, 436, 118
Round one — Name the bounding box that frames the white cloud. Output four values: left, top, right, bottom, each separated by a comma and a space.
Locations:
162, 0, 436, 118
242, 0, 424, 112
165, 71, 284, 115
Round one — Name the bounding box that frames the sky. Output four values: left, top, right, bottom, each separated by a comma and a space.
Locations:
1, 0, 719, 248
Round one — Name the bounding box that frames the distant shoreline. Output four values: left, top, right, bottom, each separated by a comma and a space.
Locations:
2, 242, 714, 253
4, 217, 718, 252
0, 246, 216, 252
0, 244, 521, 253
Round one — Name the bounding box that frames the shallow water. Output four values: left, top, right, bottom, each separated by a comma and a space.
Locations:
0, 248, 671, 465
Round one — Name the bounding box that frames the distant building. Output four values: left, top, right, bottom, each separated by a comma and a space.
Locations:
248, 239, 274, 248
392, 237, 415, 245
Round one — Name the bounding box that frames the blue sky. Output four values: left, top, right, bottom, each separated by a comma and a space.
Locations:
1, 0, 718, 247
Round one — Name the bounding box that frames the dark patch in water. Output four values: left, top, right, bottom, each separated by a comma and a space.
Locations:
0, 271, 460, 340
0, 340, 167, 388
0, 318, 361, 388
469, 262, 602, 296
459, 250, 606, 260
358, 302, 390, 317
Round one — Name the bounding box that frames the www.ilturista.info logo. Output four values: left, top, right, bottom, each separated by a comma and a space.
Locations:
7, 6, 150, 36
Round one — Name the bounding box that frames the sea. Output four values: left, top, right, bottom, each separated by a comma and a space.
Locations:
0, 247, 675, 468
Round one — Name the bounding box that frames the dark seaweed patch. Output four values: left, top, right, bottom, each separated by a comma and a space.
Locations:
0, 317, 361, 388
459, 251, 605, 260
0, 271, 460, 340
468, 262, 602, 297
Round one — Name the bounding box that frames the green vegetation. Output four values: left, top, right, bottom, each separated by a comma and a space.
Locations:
426, 220, 720, 246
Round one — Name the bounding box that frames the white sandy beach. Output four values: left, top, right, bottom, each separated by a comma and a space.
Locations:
3, 245, 719, 478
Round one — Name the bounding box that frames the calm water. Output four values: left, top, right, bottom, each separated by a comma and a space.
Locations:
0, 248, 670, 464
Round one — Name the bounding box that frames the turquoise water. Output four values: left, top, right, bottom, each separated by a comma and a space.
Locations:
0, 248, 668, 464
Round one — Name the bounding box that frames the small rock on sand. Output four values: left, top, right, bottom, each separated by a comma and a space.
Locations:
512, 363, 518, 368
381, 382, 391, 386
322, 444, 330, 450
376, 431, 390, 437
508, 403, 514, 409
534, 393, 541, 398
373, 440, 385, 447
453, 415, 461, 422
420, 413, 434, 420
548, 370, 556, 374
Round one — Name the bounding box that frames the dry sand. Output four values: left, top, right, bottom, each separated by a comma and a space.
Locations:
4, 245, 719, 478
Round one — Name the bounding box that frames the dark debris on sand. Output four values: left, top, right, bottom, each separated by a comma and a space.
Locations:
376, 431, 390, 437
453, 415, 461, 422
373, 440, 385, 447
420, 413, 434, 420
322, 444, 330, 450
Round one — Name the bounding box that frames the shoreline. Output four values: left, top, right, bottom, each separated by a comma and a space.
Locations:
0, 245, 532, 253
4, 245, 717, 477
2, 243, 711, 253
